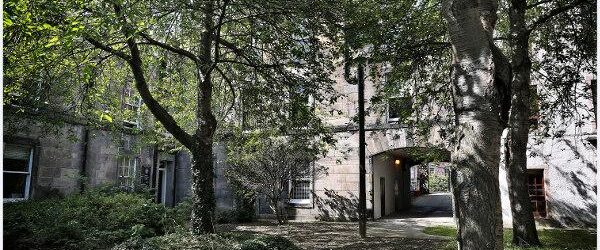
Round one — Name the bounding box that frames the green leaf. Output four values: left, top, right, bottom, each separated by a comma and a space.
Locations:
3, 16, 13, 27
45, 36, 59, 48
100, 113, 113, 123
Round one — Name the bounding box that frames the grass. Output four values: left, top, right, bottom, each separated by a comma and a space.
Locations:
423, 226, 596, 250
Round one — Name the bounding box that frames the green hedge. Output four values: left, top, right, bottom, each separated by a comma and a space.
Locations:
4, 189, 169, 250
4, 187, 264, 249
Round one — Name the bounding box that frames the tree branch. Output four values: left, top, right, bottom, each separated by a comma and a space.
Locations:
113, 4, 196, 149
84, 36, 131, 60
527, 0, 554, 9
527, 0, 588, 33
215, 65, 236, 123
139, 33, 203, 63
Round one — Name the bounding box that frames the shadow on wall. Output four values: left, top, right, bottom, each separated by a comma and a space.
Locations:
541, 200, 596, 228
529, 138, 597, 228
314, 189, 361, 221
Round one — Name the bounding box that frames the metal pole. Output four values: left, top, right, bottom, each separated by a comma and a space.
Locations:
358, 63, 367, 238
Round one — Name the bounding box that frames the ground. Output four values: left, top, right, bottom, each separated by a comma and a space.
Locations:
404, 192, 452, 217
218, 221, 450, 250
217, 193, 455, 249
216, 193, 595, 249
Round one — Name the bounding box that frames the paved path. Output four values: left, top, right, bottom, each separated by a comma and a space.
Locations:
226, 220, 453, 249
407, 192, 453, 217
221, 193, 456, 249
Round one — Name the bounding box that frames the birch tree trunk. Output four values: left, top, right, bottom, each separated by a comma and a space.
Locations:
442, 1, 506, 249
505, 0, 541, 246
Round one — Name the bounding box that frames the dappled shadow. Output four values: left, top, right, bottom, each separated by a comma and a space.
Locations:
219, 221, 450, 250
528, 138, 596, 227
314, 189, 360, 221
540, 199, 596, 228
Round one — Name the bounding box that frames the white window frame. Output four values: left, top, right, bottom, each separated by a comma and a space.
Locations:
3, 144, 34, 202
288, 163, 313, 206
118, 156, 137, 188
123, 85, 142, 129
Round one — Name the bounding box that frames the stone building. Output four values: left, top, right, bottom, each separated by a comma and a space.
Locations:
3, 113, 190, 207
498, 75, 597, 227
4, 66, 595, 228
257, 66, 597, 227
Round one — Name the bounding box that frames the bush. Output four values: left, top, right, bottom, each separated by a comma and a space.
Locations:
164, 198, 192, 233
4, 188, 168, 250
238, 235, 300, 250
164, 198, 255, 230
428, 174, 449, 192
112, 232, 299, 250
5, 187, 261, 249
216, 208, 238, 224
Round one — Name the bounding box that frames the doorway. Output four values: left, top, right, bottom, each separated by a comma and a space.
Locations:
380, 177, 385, 216
156, 160, 168, 204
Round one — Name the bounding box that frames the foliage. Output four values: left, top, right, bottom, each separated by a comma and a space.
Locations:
225, 130, 326, 224
428, 173, 449, 193
112, 232, 299, 250
4, 189, 168, 250
423, 226, 597, 250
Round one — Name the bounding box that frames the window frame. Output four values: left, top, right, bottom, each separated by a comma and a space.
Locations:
118, 156, 138, 188
3, 143, 34, 202
527, 169, 547, 218
288, 163, 314, 207
122, 84, 142, 129
386, 96, 413, 124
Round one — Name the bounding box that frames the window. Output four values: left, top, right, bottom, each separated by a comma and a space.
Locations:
528, 170, 546, 218
119, 157, 137, 188
587, 137, 597, 149
529, 84, 540, 129
387, 97, 413, 123
289, 167, 313, 206
4, 144, 33, 201
122, 84, 142, 129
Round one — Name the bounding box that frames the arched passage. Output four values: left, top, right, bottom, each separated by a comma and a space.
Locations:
370, 147, 451, 219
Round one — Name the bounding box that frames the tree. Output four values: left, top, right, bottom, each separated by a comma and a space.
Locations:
225, 131, 325, 224
442, 0, 511, 249
9, 0, 338, 234
500, 0, 594, 245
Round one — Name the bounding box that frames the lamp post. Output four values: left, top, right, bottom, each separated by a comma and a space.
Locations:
357, 63, 366, 238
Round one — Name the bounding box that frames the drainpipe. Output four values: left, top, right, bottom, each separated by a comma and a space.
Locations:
171, 152, 178, 207
152, 145, 159, 202
79, 128, 90, 193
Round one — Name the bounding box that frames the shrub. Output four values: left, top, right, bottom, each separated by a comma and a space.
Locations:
239, 235, 300, 250
4, 188, 168, 250
164, 198, 256, 231
164, 198, 192, 233
428, 174, 449, 192
216, 208, 238, 224
113, 232, 238, 250
112, 232, 299, 250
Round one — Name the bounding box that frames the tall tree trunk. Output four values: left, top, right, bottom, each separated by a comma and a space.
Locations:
442, 1, 505, 249
191, 142, 216, 234
190, 0, 218, 234
505, 0, 541, 246
108, 1, 219, 235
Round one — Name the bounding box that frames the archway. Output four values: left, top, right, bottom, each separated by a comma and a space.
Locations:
370, 147, 451, 219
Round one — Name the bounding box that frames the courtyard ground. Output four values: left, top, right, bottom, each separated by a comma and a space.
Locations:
215, 193, 595, 250
216, 193, 456, 249
218, 220, 452, 250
